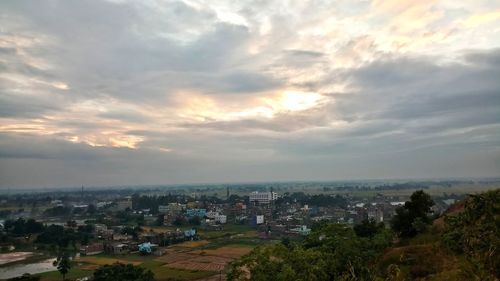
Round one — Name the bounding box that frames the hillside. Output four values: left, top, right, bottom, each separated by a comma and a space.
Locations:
227, 189, 499, 281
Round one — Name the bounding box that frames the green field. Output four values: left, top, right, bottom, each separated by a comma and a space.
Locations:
31, 223, 261, 281
35, 255, 216, 281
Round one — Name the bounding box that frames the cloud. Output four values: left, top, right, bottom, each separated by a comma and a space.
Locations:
0, 0, 499, 188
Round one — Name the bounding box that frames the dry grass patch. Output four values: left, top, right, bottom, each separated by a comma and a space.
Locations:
154, 252, 195, 264
190, 246, 252, 258
77, 256, 142, 266
176, 240, 210, 248
165, 260, 226, 272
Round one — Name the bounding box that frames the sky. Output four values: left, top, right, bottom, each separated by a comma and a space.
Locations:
1, 0, 500, 189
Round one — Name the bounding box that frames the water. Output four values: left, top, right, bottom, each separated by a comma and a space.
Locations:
0, 258, 57, 279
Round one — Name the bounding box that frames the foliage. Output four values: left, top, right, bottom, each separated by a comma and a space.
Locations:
53, 252, 71, 280
391, 190, 434, 237
3, 218, 45, 236
43, 206, 71, 217
228, 222, 392, 281
121, 226, 142, 241
188, 216, 201, 226
353, 219, 384, 238
92, 263, 155, 281
35, 224, 93, 248
275, 193, 347, 208
442, 189, 499, 279
173, 216, 187, 226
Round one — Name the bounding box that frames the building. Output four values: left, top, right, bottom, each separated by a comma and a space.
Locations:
215, 214, 227, 224
205, 211, 219, 219
158, 205, 169, 214
249, 191, 278, 204
186, 208, 206, 218
290, 225, 311, 236
255, 215, 265, 225
80, 242, 104, 256
115, 199, 132, 210
106, 243, 129, 254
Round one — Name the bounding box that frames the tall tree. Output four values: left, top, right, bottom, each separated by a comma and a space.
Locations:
391, 190, 434, 237
53, 252, 71, 280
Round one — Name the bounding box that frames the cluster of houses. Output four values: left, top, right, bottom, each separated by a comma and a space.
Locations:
80, 223, 198, 257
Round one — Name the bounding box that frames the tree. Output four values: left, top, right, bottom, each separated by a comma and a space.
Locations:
173, 216, 187, 226
442, 190, 499, 279
156, 214, 165, 226
391, 190, 434, 237
354, 218, 383, 238
228, 223, 391, 281
53, 252, 71, 280
87, 204, 97, 215
188, 216, 201, 226
93, 263, 155, 281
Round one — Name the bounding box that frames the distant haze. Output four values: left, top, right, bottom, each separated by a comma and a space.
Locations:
1, 1, 499, 189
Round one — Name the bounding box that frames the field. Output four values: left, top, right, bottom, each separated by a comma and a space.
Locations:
157, 245, 253, 273
31, 224, 260, 281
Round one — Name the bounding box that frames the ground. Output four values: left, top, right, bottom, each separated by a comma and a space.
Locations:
32, 224, 260, 281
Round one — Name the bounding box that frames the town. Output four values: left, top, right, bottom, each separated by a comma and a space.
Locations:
1, 179, 496, 281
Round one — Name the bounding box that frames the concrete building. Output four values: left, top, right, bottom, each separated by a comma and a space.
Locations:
215, 214, 227, 224
115, 199, 132, 210
186, 208, 206, 218
249, 191, 278, 204
80, 242, 104, 256
255, 215, 265, 225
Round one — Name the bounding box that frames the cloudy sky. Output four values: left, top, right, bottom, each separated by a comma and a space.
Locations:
1, 0, 499, 188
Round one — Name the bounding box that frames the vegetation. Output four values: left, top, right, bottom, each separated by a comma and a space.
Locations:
442, 189, 499, 279
275, 193, 347, 208
53, 252, 71, 280
228, 189, 499, 281
391, 190, 434, 237
228, 222, 392, 280
92, 263, 155, 281
3, 218, 44, 237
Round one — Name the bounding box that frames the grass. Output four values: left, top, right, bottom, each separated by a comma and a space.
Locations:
33, 254, 217, 281
140, 260, 216, 281
175, 240, 210, 248
77, 256, 142, 266
202, 238, 260, 249
37, 267, 93, 281
35, 262, 215, 281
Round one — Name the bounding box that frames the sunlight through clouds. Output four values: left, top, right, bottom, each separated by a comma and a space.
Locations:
0, 0, 499, 187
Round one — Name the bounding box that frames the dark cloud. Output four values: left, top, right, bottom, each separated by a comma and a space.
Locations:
0, 1, 499, 188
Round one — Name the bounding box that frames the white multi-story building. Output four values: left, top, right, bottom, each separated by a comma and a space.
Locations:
206, 211, 219, 219
158, 205, 169, 214
215, 214, 227, 224
249, 191, 278, 204
255, 215, 265, 224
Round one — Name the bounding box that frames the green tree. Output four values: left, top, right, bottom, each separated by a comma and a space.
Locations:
442, 190, 499, 279
93, 263, 155, 281
53, 252, 71, 280
391, 190, 434, 237
188, 216, 201, 226
354, 218, 384, 238
228, 223, 391, 281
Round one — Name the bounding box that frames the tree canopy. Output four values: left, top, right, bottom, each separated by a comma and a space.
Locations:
93, 263, 155, 281
228, 222, 392, 281
442, 189, 499, 279
391, 190, 434, 237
